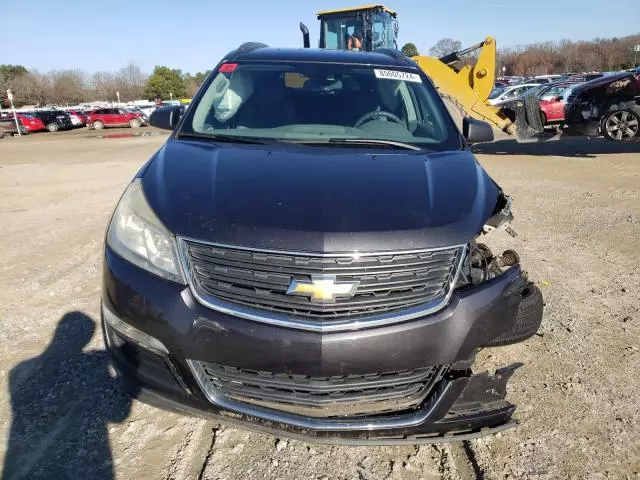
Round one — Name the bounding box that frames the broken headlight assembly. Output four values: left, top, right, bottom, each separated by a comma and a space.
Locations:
457, 192, 521, 288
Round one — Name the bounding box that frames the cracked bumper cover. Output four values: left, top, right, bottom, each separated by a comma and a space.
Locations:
103, 247, 524, 444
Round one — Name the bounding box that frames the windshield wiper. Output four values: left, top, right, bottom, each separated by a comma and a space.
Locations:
177, 132, 278, 145
297, 138, 424, 151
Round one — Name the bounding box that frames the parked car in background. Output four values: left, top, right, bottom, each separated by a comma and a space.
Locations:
564, 71, 640, 142
0, 116, 28, 138
68, 111, 88, 127
28, 110, 74, 132
567, 73, 603, 83
124, 106, 150, 123
497, 76, 525, 85
536, 82, 580, 124
85, 108, 147, 129
138, 105, 156, 117
488, 84, 540, 105
15, 114, 46, 132
525, 75, 565, 85
539, 96, 566, 123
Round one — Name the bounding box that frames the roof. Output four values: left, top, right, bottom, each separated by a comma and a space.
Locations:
227, 47, 415, 68
317, 4, 397, 17
571, 71, 636, 93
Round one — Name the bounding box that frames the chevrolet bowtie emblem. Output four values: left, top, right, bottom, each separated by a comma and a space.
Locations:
286, 275, 359, 303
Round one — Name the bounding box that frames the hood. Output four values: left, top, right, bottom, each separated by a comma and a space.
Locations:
141, 139, 500, 252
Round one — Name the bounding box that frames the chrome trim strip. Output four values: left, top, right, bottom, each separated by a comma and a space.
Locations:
178, 237, 467, 333
178, 236, 466, 258
187, 359, 452, 431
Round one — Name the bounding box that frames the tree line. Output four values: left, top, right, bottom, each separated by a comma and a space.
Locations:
0, 63, 211, 107
3, 32, 639, 107
404, 32, 640, 75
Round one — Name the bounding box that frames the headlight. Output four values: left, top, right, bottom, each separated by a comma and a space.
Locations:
107, 178, 184, 283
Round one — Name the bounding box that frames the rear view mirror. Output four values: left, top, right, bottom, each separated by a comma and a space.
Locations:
149, 106, 182, 131
463, 117, 494, 144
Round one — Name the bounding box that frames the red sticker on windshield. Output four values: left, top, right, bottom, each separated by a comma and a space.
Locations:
218, 63, 238, 73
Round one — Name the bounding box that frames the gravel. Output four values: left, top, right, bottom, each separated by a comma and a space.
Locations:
1, 133, 639, 479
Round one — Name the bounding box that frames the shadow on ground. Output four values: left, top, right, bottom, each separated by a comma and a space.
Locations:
1, 312, 133, 480
473, 137, 640, 158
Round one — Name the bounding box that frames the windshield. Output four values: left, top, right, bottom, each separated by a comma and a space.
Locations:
180, 62, 460, 150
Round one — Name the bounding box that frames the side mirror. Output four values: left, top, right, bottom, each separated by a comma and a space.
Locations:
463, 117, 494, 144
553, 96, 563, 102
149, 105, 182, 130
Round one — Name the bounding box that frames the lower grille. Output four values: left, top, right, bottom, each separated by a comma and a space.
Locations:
192, 361, 445, 418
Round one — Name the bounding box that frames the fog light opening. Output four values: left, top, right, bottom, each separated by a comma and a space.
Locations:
102, 303, 168, 355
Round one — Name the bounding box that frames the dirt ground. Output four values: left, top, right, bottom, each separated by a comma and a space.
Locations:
0, 130, 639, 479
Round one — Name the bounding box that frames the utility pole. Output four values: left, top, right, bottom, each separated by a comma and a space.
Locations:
6, 90, 21, 137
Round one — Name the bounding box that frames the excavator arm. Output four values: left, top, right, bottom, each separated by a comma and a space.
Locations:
412, 37, 517, 135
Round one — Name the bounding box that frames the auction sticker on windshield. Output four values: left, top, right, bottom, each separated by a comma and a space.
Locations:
374, 69, 422, 83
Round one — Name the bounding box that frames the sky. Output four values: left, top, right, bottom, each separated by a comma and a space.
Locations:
3, 0, 639, 74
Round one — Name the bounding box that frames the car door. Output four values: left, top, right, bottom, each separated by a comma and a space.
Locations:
545, 87, 567, 120
118, 109, 133, 125
103, 109, 119, 125
90, 109, 106, 125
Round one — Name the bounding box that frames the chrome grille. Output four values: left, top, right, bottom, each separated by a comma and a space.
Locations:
192, 361, 446, 418
180, 240, 463, 325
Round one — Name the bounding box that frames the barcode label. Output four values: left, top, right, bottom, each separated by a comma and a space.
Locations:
374, 69, 422, 83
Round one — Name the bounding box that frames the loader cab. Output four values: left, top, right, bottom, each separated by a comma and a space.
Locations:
317, 4, 398, 52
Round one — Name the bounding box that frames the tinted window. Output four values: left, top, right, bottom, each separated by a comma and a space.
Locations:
182, 62, 460, 150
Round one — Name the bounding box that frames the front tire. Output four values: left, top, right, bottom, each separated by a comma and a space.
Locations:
129, 118, 141, 128
92, 120, 105, 130
47, 123, 59, 132
602, 107, 640, 142
487, 283, 544, 347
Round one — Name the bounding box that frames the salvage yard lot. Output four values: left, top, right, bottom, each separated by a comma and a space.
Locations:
0, 132, 639, 479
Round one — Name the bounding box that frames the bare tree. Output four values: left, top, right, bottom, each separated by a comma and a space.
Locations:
429, 38, 462, 58
116, 63, 147, 100
12, 72, 51, 106
48, 70, 89, 104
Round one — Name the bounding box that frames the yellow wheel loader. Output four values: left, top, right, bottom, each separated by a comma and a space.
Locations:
299, 4, 538, 139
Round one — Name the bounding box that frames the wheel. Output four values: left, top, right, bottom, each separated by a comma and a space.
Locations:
47, 122, 59, 132
441, 95, 465, 133
602, 107, 640, 142
92, 120, 104, 130
0, 128, 5, 139
524, 93, 544, 132
129, 118, 141, 128
487, 283, 544, 347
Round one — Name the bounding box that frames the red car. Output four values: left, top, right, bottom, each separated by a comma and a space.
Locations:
538, 83, 576, 124
539, 98, 565, 123
15, 114, 46, 132
85, 108, 146, 129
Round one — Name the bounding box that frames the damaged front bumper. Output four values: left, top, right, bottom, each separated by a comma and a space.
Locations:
103, 244, 527, 444
121, 363, 521, 445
